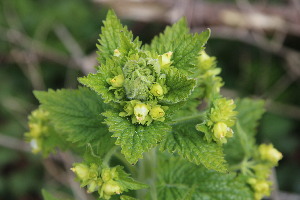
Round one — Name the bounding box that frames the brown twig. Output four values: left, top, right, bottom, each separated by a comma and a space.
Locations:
0, 133, 30, 152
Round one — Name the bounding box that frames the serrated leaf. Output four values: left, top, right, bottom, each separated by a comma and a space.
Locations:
160, 122, 227, 173
116, 166, 148, 191
154, 156, 253, 200
146, 19, 189, 52
224, 98, 265, 164
160, 68, 196, 104
34, 88, 115, 155
97, 10, 141, 64
42, 189, 60, 200
235, 98, 265, 136
78, 58, 123, 103
146, 19, 210, 75
103, 111, 171, 164
119, 32, 142, 60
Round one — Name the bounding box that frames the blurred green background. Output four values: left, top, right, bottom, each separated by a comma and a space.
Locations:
0, 0, 299, 199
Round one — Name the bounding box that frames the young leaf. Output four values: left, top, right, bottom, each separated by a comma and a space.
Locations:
34, 88, 115, 151
42, 189, 60, 200
146, 19, 189, 53
146, 19, 210, 74
78, 58, 123, 103
160, 68, 196, 104
103, 110, 171, 164
234, 98, 265, 137
160, 122, 227, 173
97, 10, 141, 64
154, 156, 253, 200
116, 166, 148, 191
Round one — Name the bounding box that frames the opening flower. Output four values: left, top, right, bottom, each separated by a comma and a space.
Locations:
134, 103, 150, 121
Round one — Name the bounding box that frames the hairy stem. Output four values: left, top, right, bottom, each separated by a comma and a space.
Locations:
172, 113, 205, 124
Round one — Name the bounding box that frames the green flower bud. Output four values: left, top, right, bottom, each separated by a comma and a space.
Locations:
248, 178, 270, 200
159, 51, 173, 68
259, 144, 283, 165
110, 75, 124, 88
150, 106, 165, 120
134, 103, 150, 122
213, 122, 227, 139
87, 180, 99, 193
150, 83, 164, 97
210, 98, 237, 127
113, 49, 121, 57
28, 123, 42, 138
71, 163, 90, 181
199, 50, 210, 62
88, 164, 99, 179
101, 168, 112, 182
102, 180, 122, 196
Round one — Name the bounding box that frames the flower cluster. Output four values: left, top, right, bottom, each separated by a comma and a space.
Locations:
119, 100, 168, 126
196, 98, 237, 144
195, 51, 223, 100
106, 51, 172, 125
25, 108, 53, 154
71, 163, 123, 200
247, 144, 283, 200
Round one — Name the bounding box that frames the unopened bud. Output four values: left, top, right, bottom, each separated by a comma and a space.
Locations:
113, 49, 121, 57
213, 122, 227, 139
110, 75, 124, 88
150, 83, 164, 97
71, 163, 89, 181
150, 106, 165, 120
102, 180, 122, 196
159, 51, 172, 67
259, 144, 283, 165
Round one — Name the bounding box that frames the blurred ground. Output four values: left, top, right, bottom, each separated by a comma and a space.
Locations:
0, 0, 300, 199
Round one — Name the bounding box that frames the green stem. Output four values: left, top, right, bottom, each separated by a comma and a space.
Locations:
102, 146, 119, 167
136, 148, 158, 200
172, 113, 205, 125
114, 152, 138, 177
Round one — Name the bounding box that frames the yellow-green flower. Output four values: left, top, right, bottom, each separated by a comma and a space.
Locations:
150, 105, 165, 121
71, 163, 90, 181
150, 83, 164, 97
248, 178, 271, 200
158, 51, 172, 68
113, 49, 121, 57
110, 74, 124, 88
134, 103, 150, 122
259, 144, 283, 165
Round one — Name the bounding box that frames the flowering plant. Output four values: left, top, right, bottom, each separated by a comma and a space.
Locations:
26, 10, 282, 200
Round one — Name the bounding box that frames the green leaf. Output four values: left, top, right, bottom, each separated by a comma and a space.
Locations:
234, 98, 265, 137
154, 156, 253, 200
34, 88, 115, 154
119, 32, 142, 60
42, 189, 60, 200
120, 195, 137, 200
78, 58, 123, 103
97, 10, 141, 64
224, 98, 265, 164
160, 122, 227, 173
116, 166, 148, 191
160, 68, 196, 104
103, 110, 171, 164
146, 19, 210, 74
146, 19, 189, 54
